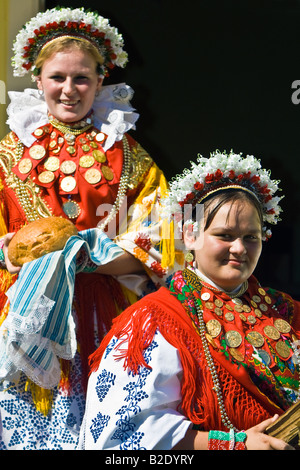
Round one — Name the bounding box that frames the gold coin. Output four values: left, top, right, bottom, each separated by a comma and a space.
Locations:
205, 301, 214, 310
61, 176, 76, 192
229, 347, 244, 362
246, 331, 264, 348
49, 140, 57, 149
58, 137, 64, 145
214, 299, 223, 308
234, 305, 243, 313
232, 298, 243, 305
252, 295, 261, 303
274, 319, 291, 334
275, 341, 291, 359
260, 304, 268, 312
225, 330, 242, 348
239, 313, 247, 322
29, 145, 46, 160
201, 292, 210, 301
85, 168, 101, 184
206, 319, 222, 338
38, 170, 55, 184
95, 132, 105, 142
258, 288, 266, 296
50, 131, 56, 139
90, 142, 98, 149
214, 307, 223, 316
247, 315, 257, 325
258, 349, 271, 366
79, 155, 95, 168
93, 149, 106, 163
264, 325, 280, 340
251, 300, 258, 308
18, 158, 32, 174
34, 128, 43, 137
44, 156, 60, 171
265, 296, 272, 305
61, 160, 77, 175
101, 165, 114, 181
254, 308, 262, 318
226, 304, 234, 312
82, 144, 90, 152
52, 148, 61, 154
225, 312, 234, 321
66, 146, 76, 155
242, 305, 251, 313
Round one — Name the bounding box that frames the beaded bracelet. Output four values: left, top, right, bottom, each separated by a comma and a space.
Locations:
208, 429, 247, 450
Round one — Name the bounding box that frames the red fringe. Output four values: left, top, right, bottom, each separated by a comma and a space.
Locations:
75, 272, 129, 391
89, 287, 280, 431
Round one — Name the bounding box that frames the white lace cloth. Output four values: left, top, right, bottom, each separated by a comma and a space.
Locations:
6, 83, 139, 150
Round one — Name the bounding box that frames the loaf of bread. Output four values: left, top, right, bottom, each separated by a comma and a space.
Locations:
8, 216, 78, 266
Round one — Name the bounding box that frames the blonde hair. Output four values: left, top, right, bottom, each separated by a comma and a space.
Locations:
35, 36, 104, 74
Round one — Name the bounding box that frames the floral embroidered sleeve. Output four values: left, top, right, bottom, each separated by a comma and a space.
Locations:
78, 330, 192, 450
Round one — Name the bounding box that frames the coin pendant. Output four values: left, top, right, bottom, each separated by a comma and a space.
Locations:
205, 301, 214, 310
265, 295, 272, 305
254, 308, 262, 318
214, 299, 223, 308
260, 303, 268, 312
79, 155, 95, 168
246, 331, 264, 348
274, 319, 291, 334
252, 295, 261, 303
214, 307, 223, 317
38, 170, 55, 184
258, 349, 271, 366
232, 298, 243, 305
201, 292, 210, 301
60, 160, 77, 175
18, 158, 32, 174
275, 340, 291, 359
263, 325, 280, 340
247, 315, 257, 325
61, 176, 76, 192
66, 146, 76, 155
85, 168, 102, 184
93, 149, 106, 163
258, 288, 266, 296
242, 305, 251, 313
206, 319, 222, 338
226, 304, 234, 312
82, 144, 90, 152
62, 200, 81, 219
96, 132, 105, 142
225, 312, 234, 321
29, 145, 46, 160
101, 165, 114, 181
229, 348, 244, 362
225, 330, 242, 348
44, 156, 60, 171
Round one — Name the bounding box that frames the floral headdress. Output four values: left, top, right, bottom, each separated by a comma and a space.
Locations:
162, 150, 283, 239
12, 7, 128, 77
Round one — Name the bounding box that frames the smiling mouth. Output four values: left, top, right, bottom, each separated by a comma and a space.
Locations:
60, 100, 79, 106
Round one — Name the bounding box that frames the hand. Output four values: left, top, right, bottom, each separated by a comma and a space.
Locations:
2, 233, 21, 274
245, 415, 295, 450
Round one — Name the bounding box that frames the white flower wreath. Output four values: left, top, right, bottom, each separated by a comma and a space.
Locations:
12, 7, 128, 77
162, 150, 283, 237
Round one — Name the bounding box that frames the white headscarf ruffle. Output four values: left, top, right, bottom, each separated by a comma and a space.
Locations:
6, 83, 139, 151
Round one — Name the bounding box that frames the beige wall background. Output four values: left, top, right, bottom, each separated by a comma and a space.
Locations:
0, 0, 45, 138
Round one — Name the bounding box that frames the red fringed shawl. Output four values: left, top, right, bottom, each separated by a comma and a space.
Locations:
90, 278, 300, 432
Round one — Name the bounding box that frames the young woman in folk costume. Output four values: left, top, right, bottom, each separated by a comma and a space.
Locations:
0, 7, 181, 449
80, 151, 300, 450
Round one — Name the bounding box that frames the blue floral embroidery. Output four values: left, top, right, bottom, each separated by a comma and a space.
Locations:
104, 337, 118, 359
96, 369, 116, 402
90, 412, 110, 443
112, 339, 158, 450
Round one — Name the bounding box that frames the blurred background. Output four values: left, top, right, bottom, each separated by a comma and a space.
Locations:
1, 0, 300, 298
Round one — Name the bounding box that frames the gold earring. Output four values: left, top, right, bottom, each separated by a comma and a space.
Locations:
185, 251, 194, 264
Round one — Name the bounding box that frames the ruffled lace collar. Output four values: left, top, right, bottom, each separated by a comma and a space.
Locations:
6, 83, 139, 151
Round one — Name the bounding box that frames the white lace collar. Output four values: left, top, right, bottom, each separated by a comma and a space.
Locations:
6, 83, 139, 151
